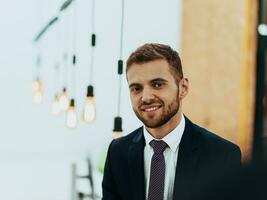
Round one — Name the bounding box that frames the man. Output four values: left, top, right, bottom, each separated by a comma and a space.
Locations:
102, 43, 241, 200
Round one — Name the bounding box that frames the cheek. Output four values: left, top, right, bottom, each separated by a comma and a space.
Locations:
159, 87, 178, 98
130, 94, 139, 107
159, 90, 179, 103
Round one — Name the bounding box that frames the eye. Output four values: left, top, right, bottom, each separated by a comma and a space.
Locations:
152, 82, 163, 88
130, 85, 141, 93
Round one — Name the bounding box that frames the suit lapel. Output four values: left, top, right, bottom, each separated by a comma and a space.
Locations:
128, 127, 146, 200
173, 117, 200, 200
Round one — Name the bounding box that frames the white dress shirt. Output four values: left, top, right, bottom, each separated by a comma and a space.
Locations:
143, 114, 185, 200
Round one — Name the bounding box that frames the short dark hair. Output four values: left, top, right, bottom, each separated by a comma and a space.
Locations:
126, 43, 183, 84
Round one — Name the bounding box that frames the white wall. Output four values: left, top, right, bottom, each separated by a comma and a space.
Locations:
0, 0, 182, 199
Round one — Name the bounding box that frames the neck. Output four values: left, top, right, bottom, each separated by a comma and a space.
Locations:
146, 110, 182, 139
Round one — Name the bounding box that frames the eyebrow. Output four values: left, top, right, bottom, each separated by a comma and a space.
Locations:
129, 78, 168, 88
150, 78, 168, 84
129, 83, 140, 88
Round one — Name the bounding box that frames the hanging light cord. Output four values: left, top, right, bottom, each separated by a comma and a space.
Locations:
117, 0, 125, 116
72, 1, 77, 54
91, 0, 95, 32
35, 54, 41, 80
89, 36, 95, 85
62, 13, 69, 89
54, 64, 60, 95
119, 0, 125, 60
71, 0, 78, 98
56, 23, 62, 94
89, 0, 96, 85
35, 42, 42, 81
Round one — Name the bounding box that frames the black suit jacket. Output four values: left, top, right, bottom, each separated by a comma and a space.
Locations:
102, 117, 241, 200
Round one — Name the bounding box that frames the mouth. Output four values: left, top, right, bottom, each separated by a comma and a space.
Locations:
140, 105, 162, 113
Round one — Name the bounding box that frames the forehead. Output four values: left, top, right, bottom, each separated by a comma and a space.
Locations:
127, 59, 174, 84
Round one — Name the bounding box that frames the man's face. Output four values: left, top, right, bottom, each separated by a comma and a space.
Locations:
127, 59, 182, 128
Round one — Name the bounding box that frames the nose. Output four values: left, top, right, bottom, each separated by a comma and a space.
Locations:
141, 87, 154, 103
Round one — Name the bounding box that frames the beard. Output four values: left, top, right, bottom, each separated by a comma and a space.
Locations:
133, 95, 180, 128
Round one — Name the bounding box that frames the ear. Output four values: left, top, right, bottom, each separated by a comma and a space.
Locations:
179, 78, 189, 99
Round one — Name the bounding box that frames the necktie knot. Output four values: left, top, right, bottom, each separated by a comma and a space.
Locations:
150, 140, 168, 154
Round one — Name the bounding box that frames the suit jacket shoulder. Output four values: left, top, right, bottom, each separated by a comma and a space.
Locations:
194, 119, 240, 155
173, 117, 242, 200
102, 127, 145, 200
190, 121, 241, 155
109, 127, 143, 156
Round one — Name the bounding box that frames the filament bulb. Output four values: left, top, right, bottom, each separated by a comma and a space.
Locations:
33, 90, 43, 105
113, 131, 122, 139
59, 88, 70, 112
51, 95, 60, 115
82, 96, 96, 123
66, 99, 78, 128
32, 80, 43, 105
31, 79, 41, 92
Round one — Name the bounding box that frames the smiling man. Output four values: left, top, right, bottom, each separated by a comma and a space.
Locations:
102, 43, 241, 200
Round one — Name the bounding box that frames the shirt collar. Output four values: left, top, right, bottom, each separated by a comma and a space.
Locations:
143, 114, 185, 153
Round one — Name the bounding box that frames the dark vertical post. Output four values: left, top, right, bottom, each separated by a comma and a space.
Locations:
252, 0, 267, 163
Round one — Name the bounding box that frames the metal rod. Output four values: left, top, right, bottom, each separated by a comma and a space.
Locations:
34, 16, 59, 42
71, 163, 77, 200
252, 0, 266, 163
60, 0, 75, 12
33, 0, 75, 43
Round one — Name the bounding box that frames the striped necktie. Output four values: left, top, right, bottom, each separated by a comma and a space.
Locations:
148, 140, 168, 200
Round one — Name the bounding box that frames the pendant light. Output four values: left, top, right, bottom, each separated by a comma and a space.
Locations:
59, 17, 71, 112
32, 56, 44, 105
51, 22, 63, 116
31, 77, 41, 93
33, 86, 43, 105
82, 0, 96, 123
66, 55, 78, 128
66, 2, 78, 128
66, 98, 78, 128
113, 116, 123, 139
59, 55, 70, 112
51, 94, 60, 115
59, 87, 70, 111
112, 0, 125, 138
82, 85, 96, 122
51, 64, 61, 115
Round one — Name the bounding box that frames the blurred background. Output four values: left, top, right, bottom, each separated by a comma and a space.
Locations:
0, 0, 266, 199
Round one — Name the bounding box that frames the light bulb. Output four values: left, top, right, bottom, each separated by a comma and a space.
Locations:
59, 88, 70, 111
82, 85, 96, 123
31, 79, 41, 92
51, 95, 60, 115
32, 80, 43, 105
82, 96, 96, 123
113, 131, 122, 139
258, 24, 267, 36
66, 99, 78, 128
33, 90, 43, 105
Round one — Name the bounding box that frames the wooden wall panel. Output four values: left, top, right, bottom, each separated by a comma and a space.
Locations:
180, 0, 258, 160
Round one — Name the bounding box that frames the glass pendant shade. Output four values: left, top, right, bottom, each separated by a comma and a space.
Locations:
31, 79, 41, 92
32, 80, 43, 105
82, 85, 96, 123
66, 99, 78, 128
33, 90, 43, 105
82, 96, 96, 123
51, 95, 60, 115
113, 131, 122, 139
59, 88, 70, 111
